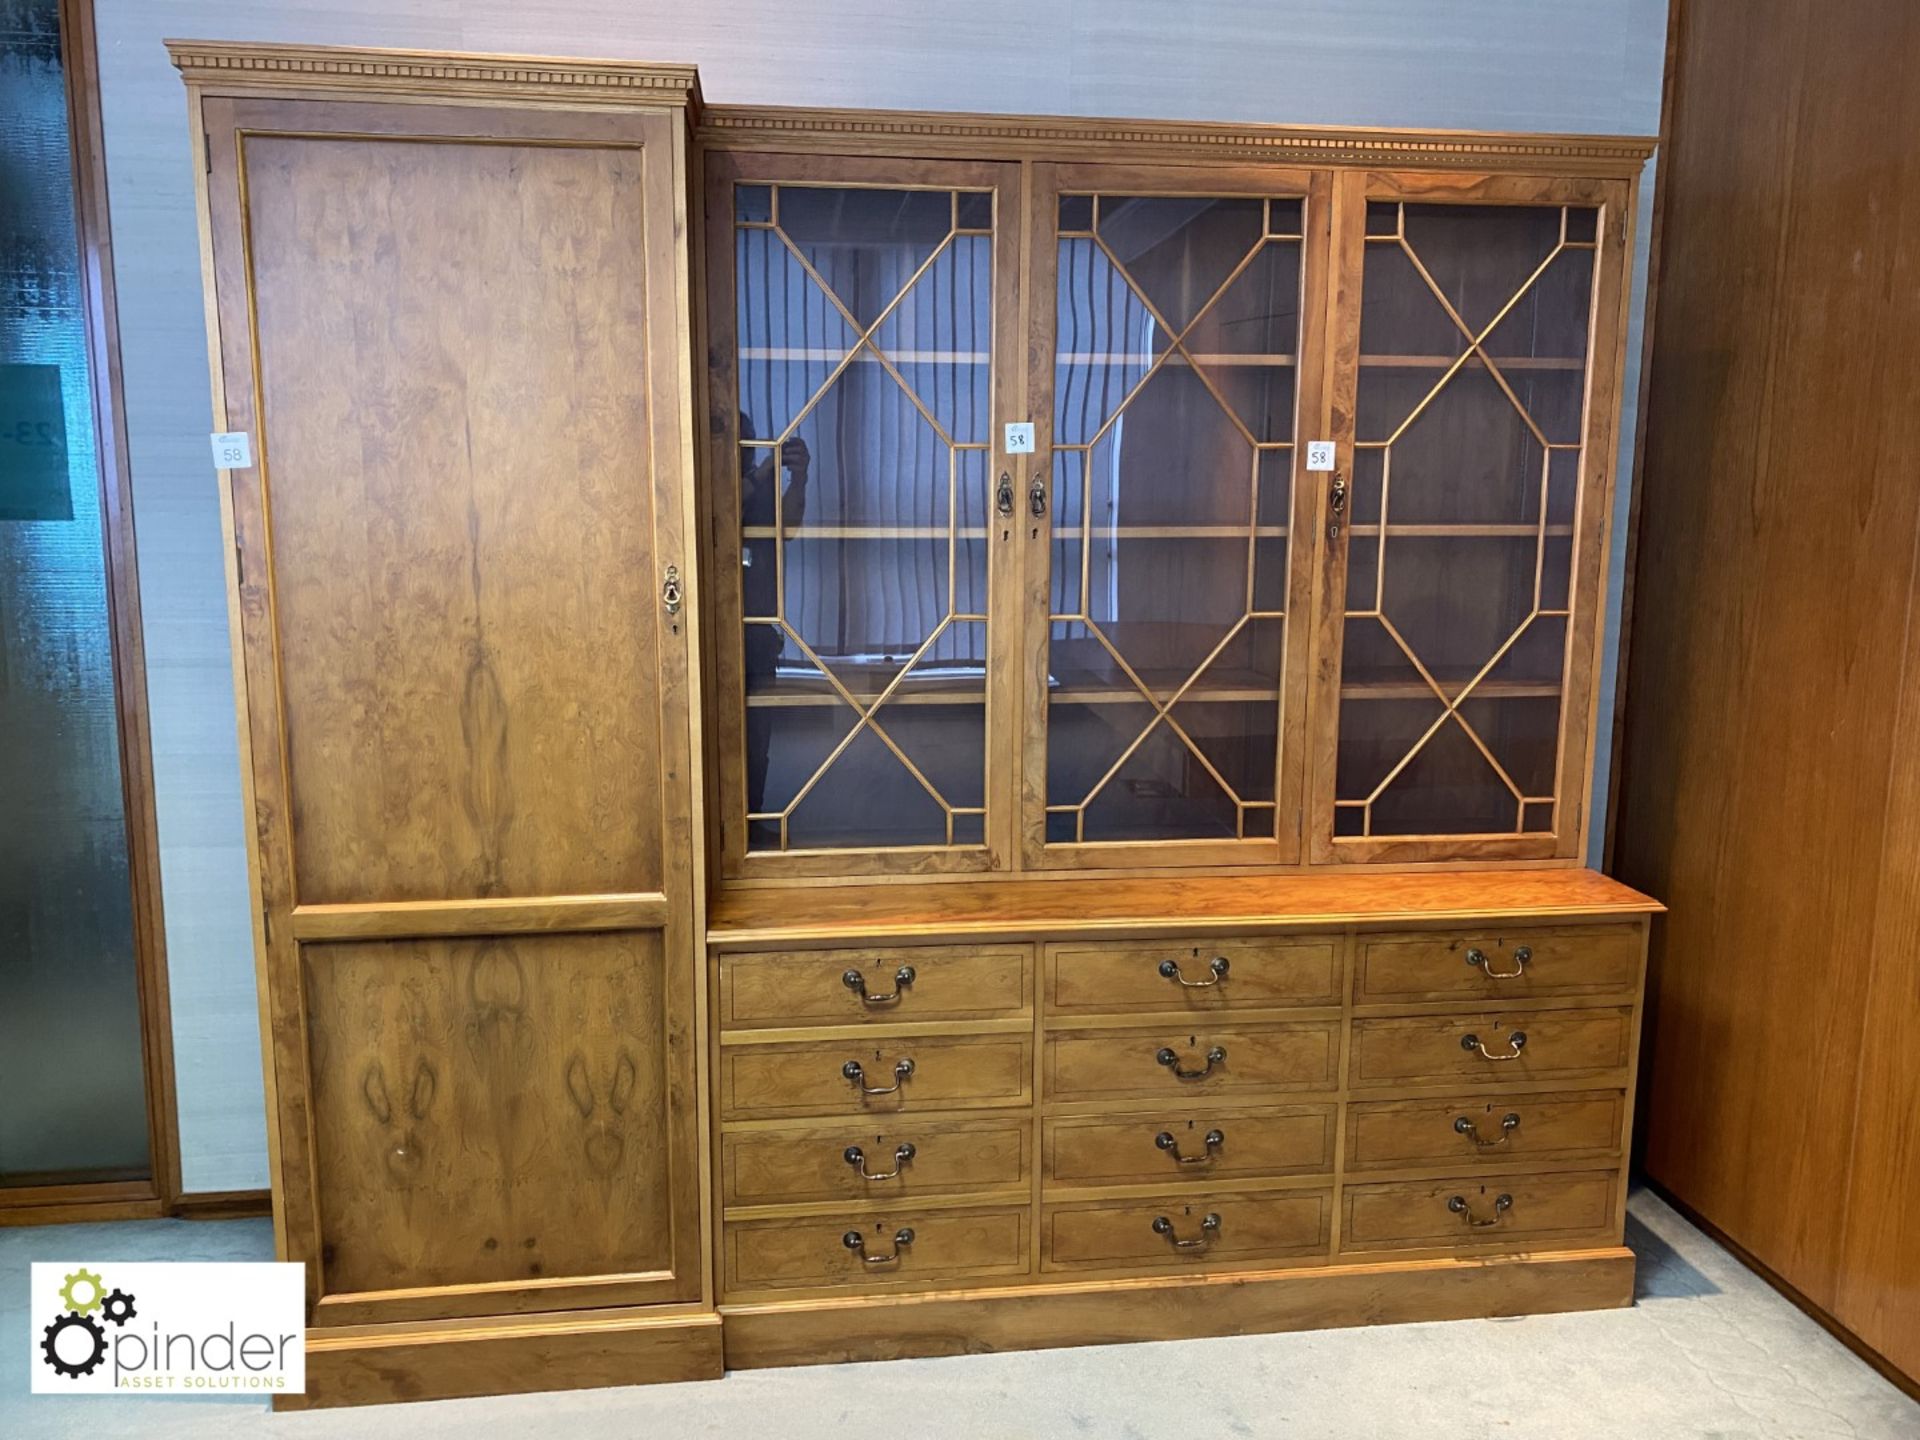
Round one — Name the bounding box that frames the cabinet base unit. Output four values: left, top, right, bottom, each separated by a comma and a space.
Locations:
720, 1248, 1635, 1371
170, 39, 1658, 1407
288, 1311, 724, 1411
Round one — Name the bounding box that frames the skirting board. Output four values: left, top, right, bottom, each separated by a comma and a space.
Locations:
721, 1248, 1636, 1370
283, 1307, 723, 1410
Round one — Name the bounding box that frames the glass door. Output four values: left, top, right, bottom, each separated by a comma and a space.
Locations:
705, 154, 1022, 876
1025, 165, 1326, 867
2, 0, 156, 1192
1308, 172, 1628, 864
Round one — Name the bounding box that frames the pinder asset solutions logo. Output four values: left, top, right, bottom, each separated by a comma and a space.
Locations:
30, 1262, 304, 1395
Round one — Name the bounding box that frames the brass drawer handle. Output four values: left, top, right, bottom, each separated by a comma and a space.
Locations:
1461, 1030, 1527, 1061
1157, 1045, 1226, 1080
1152, 1212, 1221, 1250
844, 1142, 916, 1181
843, 965, 916, 1005
1466, 945, 1531, 979
1455, 1112, 1521, 1148
843, 1057, 915, 1096
1448, 1193, 1513, 1228
1156, 1129, 1224, 1165
1158, 956, 1230, 989
842, 1227, 914, 1264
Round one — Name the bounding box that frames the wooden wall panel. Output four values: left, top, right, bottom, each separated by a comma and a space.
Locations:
1614, 0, 1920, 1387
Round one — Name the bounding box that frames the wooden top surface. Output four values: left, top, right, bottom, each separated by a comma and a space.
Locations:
707, 868, 1661, 945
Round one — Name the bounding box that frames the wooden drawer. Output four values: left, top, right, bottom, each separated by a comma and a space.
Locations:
725, 1205, 1030, 1293
1341, 1170, 1619, 1253
1045, 1022, 1340, 1104
1045, 936, 1339, 1016
1355, 926, 1641, 1005
723, 1117, 1031, 1208
720, 944, 1031, 1031
721, 1034, 1033, 1120
1346, 1091, 1626, 1171
1042, 1189, 1331, 1272
1349, 1008, 1633, 1088
1046, 1106, 1335, 1189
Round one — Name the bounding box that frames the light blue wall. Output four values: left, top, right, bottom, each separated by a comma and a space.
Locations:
94, 0, 1667, 1192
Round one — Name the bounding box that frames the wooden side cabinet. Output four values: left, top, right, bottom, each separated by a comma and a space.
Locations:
170, 43, 718, 1406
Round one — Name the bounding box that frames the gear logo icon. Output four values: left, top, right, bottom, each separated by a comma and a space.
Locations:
39, 1268, 136, 1382
41, 1312, 108, 1379
58, 1268, 106, 1316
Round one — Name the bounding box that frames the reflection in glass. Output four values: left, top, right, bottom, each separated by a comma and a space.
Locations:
1, 0, 150, 1183
1336, 200, 1598, 838
1046, 194, 1304, 844
733, 183, 992, 851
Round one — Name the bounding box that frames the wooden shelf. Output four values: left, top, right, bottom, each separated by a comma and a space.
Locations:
739, 347, 988, 363
1339, 677, 1561, 702
1359, 353, 1586, 371
1057, 352, 1297, 367
1347, 523, 1574, 538
741, 525, 1289, 540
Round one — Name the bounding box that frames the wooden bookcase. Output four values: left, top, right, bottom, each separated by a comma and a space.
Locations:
172, 39, 1659, 1408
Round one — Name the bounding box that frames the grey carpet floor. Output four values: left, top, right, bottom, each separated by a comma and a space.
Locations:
3, 1188, 1914, 1438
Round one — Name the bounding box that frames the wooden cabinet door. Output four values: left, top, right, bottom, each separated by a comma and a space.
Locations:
1306, 171, 1632, 864
202, 96, 703, 1325
1021, 163, 1330, 869
702, 152, 1025, 879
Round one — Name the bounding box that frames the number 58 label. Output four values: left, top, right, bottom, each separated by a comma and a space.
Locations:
210, 431, 253, 469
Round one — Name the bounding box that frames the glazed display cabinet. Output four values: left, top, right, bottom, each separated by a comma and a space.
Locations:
174, 39, 1658, 1408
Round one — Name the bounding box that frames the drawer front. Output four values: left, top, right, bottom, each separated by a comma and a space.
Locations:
1043, 1190, 1331, 1272
720, 945, 1031, 1030
1349, 1008, 1633, 1088
725, 1205, 1030, 1293
1347, 1091, 1626, 1170
1356, 926, 1642, 1005
1046, 1106, 1335, 1189
721, 1034, 1033, 1120
1046, 1022, 1340, 1104
1342, 1170, 1619, 1253
723, 1118, 1031, 1208
1046, 937, 1339, 1016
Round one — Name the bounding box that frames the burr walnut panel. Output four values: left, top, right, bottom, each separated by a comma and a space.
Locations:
1041, 1189, 1332, 1272
1045, 1021, 1340, 1103
1045, 1105, 1336, 1189
242, 131, 664, 906
722, 1117, 1031, 1208
720, 1034, 1033, 1120
1348, 1007, 1633, 1088
1044, 937, 1340, 1016
725, 1205, 1031, 1293
303, 932, 683, 1300
720, 945, 1032, 1030
1345, 1090, 1625, 1170
1340, 1170, 1618, 1253
1354, 926, 1641, 1004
